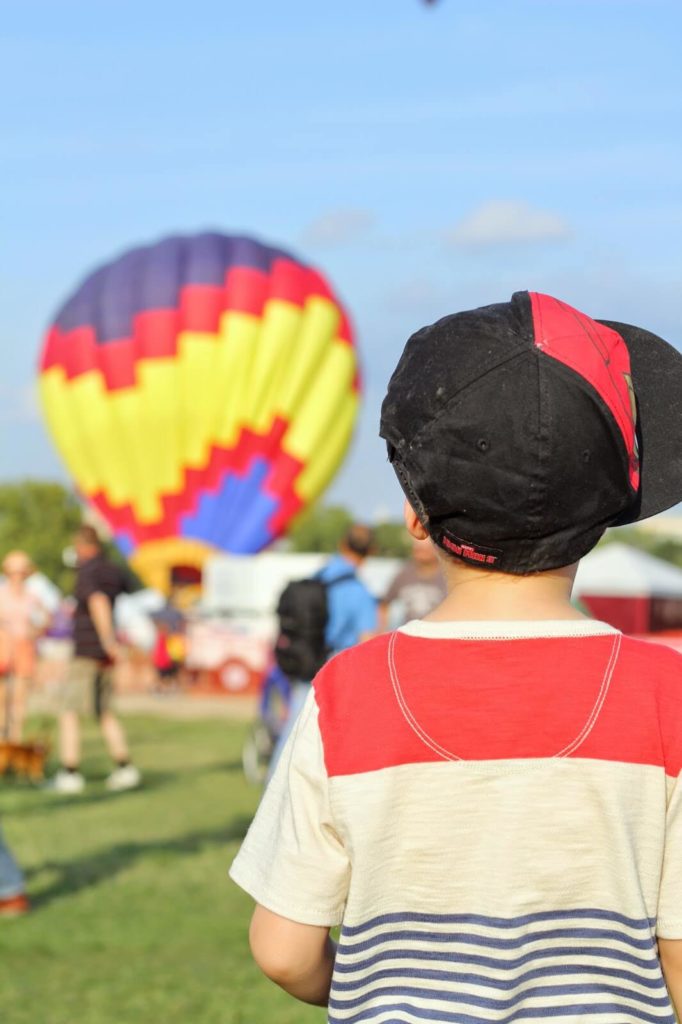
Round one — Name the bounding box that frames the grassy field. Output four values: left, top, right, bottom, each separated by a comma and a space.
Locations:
0, 715, 324, 1024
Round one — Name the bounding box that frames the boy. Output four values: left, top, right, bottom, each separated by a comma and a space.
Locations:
230, 291, 682, 1022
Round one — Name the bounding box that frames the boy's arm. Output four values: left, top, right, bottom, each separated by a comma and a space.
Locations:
249, 905, 336, 1007
230, 688, 350, 1006
658, 938, 682, 1018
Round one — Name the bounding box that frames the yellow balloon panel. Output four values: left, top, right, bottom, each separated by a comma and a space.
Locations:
283, 341, 358, 463
294, 391, 360, 501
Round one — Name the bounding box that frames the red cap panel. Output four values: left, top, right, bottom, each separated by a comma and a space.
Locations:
530, 292, 640, 492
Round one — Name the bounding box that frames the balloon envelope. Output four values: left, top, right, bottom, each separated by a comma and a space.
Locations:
39, 233, 360, 590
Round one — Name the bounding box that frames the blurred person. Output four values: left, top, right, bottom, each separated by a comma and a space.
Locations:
378, 536, 447, 629
49, 526, 141, 794
0, 551, 48, 742
267, 524, 377, 781
0, 823, 28, 918
317, 524, 378, 653
151, 598, 186, 691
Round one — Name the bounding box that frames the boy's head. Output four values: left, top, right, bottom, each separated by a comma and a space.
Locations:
381, 291, 682, 575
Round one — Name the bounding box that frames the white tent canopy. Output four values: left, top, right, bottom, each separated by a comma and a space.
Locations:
574, 542, 682, 598
202, 552, 402, 615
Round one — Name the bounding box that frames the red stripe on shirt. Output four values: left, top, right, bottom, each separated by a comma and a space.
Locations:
314, 633, 682, 777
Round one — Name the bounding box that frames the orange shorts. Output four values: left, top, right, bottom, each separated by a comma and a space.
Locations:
0, 634, 36, 680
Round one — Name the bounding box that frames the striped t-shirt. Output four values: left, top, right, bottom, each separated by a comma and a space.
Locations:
230, 619, 682, 1023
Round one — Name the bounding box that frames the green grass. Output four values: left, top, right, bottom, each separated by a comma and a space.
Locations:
0, 716, 325, 1024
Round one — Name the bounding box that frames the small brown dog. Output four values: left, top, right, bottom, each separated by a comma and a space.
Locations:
0, 740, 50, 781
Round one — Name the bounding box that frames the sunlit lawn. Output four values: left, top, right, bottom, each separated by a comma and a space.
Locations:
0, 715, 323, 1024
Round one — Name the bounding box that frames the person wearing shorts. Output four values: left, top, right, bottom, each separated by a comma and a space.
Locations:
58, 657, 115, 719
49, 526, 141, 794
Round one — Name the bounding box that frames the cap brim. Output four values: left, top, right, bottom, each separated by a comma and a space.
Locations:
599, 320, 682, 523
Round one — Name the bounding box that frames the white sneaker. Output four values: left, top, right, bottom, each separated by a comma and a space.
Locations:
47, 769, 85, 794
106, 764, 141, 791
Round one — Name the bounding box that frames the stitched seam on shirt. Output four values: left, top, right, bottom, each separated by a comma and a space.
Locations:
387, 631, 622, 769
398, 621, 618, 641
554, 633, 621, 758
388, 631, 461, 763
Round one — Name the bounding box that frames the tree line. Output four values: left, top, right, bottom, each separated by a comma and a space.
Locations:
2, 480, 679, 592
0, 481, 413, 591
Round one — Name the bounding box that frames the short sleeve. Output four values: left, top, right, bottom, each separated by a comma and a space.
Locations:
656, 660, 682, 938
658, 773, 682, 937
79, 563, 108, 603
229, 689, 350, 926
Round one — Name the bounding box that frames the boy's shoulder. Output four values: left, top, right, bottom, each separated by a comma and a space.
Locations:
313, 632, 392, 703
313, 627, 682, 705
311, 626, 682, 779
617, 632, 682, 692
312, 632, 408, 777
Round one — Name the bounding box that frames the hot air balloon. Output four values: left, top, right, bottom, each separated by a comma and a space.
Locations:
38, 233, 361, 591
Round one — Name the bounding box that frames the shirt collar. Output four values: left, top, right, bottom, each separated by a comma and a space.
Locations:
398, 619, 618, 640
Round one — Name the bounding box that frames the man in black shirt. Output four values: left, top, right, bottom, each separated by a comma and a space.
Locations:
50, 526, 141, 794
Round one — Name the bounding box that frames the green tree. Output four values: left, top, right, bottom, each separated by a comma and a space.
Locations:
373, 521, 411, 558
599, 526, 682, 568
287, 504, 353, 553
286, 504, 411, 558
0, 480, 83, 592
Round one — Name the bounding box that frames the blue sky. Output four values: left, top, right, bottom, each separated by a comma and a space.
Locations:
2, 0, 681, 520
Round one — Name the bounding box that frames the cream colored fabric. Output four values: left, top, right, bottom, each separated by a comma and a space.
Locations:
230, 690, 350, 925
229, 619, 682, 1023
330, 758, 666, 927
657, 771, 682, 936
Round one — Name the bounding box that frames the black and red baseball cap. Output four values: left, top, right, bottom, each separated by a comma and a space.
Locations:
380, 291, 682, 574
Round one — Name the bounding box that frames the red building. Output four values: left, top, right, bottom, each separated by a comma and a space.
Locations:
574, 543, 682, 635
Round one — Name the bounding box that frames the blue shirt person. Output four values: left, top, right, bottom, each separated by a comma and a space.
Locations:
318, 553, 378, 655
266, 526, 378, 782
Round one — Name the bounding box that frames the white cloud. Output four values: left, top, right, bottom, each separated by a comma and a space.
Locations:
0, 383, 41, 423
448, 200, 571, 247
300, 208, 375, 247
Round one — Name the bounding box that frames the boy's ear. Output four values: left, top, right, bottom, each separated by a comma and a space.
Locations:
403, 500, 430, 541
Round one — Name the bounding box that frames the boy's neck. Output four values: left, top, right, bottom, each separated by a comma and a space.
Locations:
425, 559, 584, 622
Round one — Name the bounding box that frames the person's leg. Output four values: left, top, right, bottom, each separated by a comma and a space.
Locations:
7, 676, 26, 744
0, 823, 25, 902
99, 711, 129, 763
0, 678, 8, 740
265, 681, 310, 785
8, 642, 35, 744
59, 710, 81, 768
98, 668, 140, 791
48, 657, 89, 792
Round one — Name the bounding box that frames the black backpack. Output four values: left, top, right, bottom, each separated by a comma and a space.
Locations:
274, 573, 354, 681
